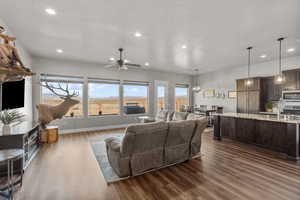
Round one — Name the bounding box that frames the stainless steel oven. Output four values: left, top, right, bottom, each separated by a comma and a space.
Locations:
282, 90, 300, 101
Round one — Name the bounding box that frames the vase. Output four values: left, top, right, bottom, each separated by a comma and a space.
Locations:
2, 124, 11, 135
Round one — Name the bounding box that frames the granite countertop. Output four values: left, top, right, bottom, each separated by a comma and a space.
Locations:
213, 112, 300, 124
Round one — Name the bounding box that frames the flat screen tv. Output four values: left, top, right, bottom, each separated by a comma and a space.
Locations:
1, 79, 25, 110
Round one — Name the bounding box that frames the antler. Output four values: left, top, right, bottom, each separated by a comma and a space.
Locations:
40, 81, 79, 99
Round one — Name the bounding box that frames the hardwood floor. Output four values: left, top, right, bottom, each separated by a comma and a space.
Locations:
15, 129, 300, 200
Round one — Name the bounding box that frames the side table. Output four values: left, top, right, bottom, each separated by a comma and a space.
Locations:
41, 126, 59, 143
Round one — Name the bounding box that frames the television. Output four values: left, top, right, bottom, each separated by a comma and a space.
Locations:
1, 79, 25, 110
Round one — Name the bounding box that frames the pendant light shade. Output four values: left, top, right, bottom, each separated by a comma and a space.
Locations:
192, 69, 201, 92
245, 46, 253, 86
275, 37, 285, 84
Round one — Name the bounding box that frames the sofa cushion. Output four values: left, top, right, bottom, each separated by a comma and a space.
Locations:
186, 113, 196, 120
122, 121, 169, 175
166, 111, 174, 121
172, 112, 189, 121
155, 110, 169, 121
165, 120, 196, 164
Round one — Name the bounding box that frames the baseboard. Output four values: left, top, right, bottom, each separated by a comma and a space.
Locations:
59, 124, 130, 134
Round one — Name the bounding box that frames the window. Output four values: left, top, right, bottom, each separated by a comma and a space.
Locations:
40, 75, 83, 117
175, 84, 189, 112
88, 79, 120, 115
123, 81, 149, 114
157, 86, 166, 111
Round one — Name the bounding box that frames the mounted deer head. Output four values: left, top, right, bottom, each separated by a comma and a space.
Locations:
37, 81, 80, 128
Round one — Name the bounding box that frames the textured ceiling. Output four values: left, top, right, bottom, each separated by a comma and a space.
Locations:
0, 0, 300, 74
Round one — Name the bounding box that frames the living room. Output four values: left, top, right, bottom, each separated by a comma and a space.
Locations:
0, 0, 300, 199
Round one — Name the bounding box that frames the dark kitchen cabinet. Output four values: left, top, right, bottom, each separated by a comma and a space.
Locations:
237, 91, 247, 113
236, 78, 262, 114
235, 118, 256, 143
283, 70, 298, 90
248, 91, 261, 113
220, 117, 236, 139
237, 78, 260, 91
255, 121, 288, 153
237, 79, 246, 91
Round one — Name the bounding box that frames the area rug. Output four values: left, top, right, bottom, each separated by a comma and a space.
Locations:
90, 132, 205, 184
90, 133, 129, 183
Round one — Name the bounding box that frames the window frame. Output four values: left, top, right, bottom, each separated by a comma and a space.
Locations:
87, 78, 121, 117
122, 80, 150, 116
175, 84, 190, 112
39, 74, 85, 118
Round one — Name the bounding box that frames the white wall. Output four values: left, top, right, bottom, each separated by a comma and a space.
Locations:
0, 18, 33, 121
193, 56, 300, 112
32, 57, 192, 131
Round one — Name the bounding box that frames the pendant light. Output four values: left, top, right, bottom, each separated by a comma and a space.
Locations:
245, 46, 253, 86
275, 37, 284, 84
192, 69, 201, 92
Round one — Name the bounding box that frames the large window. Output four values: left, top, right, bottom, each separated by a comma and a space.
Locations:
175, 84, 189, 112
123, 81, 149, 114
88, 79, 120, 115
41, 75, 83, 117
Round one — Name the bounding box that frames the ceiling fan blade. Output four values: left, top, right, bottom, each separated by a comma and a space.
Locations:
104, 64, 117, 68
126, 63, 142, 67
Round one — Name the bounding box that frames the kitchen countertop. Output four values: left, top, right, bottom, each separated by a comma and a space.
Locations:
213, 112, 300, 124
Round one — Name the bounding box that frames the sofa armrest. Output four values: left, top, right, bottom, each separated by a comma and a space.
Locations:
105, 137, 121, 152
105, 137, 131, 177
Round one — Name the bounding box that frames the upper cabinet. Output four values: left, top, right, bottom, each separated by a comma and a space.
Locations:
282, 69, 299, 90
236, 77, 263, 114
237, 78, 261, 91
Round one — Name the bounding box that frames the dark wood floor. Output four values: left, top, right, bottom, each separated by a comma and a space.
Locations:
15, 129, 300, 200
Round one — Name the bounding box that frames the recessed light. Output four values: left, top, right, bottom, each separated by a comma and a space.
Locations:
260, 54, 267, 58
287, 48, 295, 52
145, 62, 149, 66
56, 49, 63, 53
181, 45, 187, 49
45, 8, 56, 15
134, 32, 142, 37
109, 57, 115, 61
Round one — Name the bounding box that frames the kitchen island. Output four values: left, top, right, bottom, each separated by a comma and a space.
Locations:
213, 113, 300, 161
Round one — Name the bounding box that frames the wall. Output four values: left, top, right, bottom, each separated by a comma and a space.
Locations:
32, 57, 192, 132
193, 56, 300, 112
0, 18, 33, 121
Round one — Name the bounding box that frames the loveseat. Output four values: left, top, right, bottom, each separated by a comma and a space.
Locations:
105, 117, 207, 177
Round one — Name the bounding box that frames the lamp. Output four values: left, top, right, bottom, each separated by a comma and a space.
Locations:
275, 37, 285, 84
192, 69, 201, 92
245, 47, 253, 86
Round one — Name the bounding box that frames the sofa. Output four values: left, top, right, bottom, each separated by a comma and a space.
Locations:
144, 110, 201, 123
105, 117, 208, 177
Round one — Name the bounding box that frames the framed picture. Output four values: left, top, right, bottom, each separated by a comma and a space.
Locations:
228, 91, 237, 99
204, 89, 215, 97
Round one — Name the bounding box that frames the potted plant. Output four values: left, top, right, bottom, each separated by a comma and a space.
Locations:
0, 110, 25, 135
265, 102, 273, 113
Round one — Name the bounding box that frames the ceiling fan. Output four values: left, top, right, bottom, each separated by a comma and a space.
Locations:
104, 48, 141, 70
